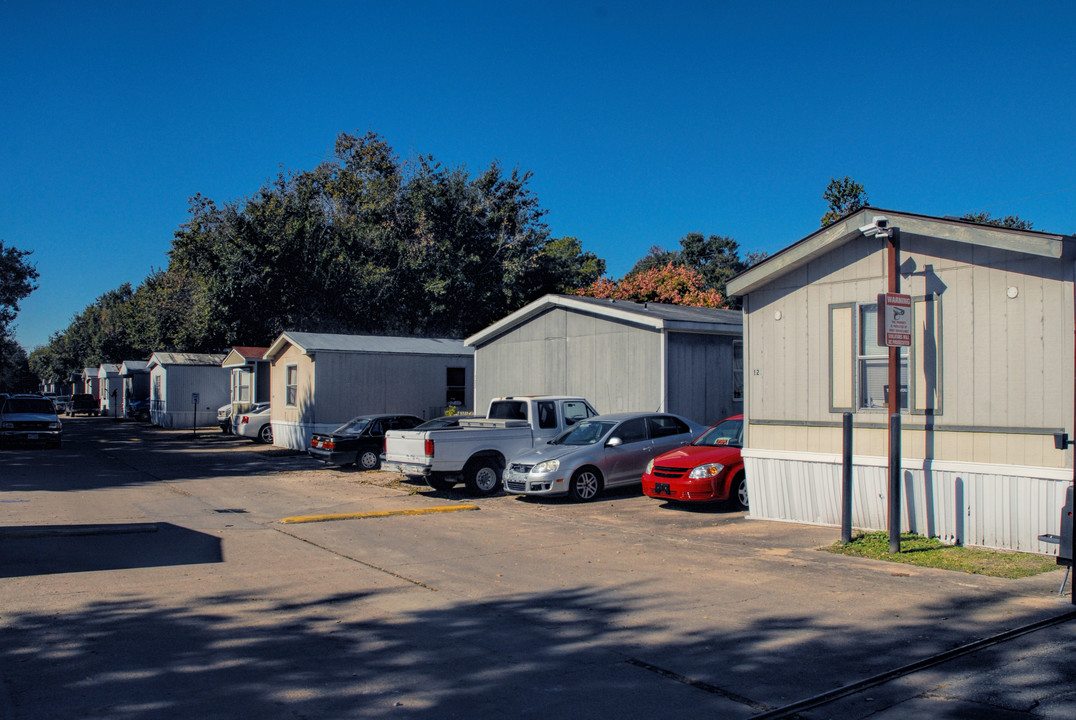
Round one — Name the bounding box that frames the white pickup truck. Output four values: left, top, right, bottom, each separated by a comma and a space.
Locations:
382, 396, 599, 496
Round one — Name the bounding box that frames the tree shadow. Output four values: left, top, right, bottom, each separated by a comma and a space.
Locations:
2, 577, 1072, 719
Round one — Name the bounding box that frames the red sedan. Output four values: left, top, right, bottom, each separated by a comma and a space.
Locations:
641, 415, 747, 508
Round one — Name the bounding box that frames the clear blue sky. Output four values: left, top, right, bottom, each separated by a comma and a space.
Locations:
3, 1, 1074, 351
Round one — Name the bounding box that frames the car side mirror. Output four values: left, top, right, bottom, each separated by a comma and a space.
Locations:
606, 437, 622, 447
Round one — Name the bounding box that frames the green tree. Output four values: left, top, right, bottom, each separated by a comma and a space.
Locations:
0, 240, 39, 335
961, 212, 1034, 231
0, 333, 36, 393
625, 232, 764, 306
821, 177, 869, 227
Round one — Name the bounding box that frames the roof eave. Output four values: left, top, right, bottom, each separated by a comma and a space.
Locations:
728, 207, 1076, 297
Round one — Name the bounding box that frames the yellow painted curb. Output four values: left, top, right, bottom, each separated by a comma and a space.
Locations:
280, 505, 480, 524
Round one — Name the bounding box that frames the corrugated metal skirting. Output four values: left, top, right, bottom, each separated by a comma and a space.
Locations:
745, 452, 1071, 554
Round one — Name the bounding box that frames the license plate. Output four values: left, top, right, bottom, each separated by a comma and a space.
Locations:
655, 482, 671, 495
27, 433, 38, 440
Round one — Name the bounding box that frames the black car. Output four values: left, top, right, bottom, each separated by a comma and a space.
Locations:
67, 393, 99, 416
308, 414, 423, 470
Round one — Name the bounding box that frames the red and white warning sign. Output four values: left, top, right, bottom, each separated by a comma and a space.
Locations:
878, 292, 911, 347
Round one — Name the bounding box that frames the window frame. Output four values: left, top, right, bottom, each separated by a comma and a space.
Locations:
285, 365, 298, 407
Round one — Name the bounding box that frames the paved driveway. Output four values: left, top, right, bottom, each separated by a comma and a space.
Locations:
1, 417, 1073, 719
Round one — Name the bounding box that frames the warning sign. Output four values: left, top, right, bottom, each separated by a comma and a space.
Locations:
878, 293, 911, 347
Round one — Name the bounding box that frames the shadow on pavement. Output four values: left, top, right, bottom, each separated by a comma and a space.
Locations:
1, 579, 1073, 719
0, 522, 223, 578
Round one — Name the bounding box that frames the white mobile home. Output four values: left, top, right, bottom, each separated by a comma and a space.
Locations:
119, 360, 150, 415
264, 332, 475, 451
465, 294, 744, 426
81, 368, 100, 399
97, 364, 122, 417
147, 352, 229, 429
727, 207, 1075, 554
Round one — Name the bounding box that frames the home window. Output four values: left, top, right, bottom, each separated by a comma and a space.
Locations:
285, 365, 298, 407
732, 341, 744, 401
446, 367, 466, 406
859, 304, 908, 410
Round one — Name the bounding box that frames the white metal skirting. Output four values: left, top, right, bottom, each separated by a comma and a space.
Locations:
743, 449, 1072, 554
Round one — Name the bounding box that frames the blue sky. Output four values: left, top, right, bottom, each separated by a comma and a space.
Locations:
3, 1, 1074, 351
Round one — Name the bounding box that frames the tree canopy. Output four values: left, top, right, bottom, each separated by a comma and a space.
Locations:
960, 212, 1034, 231
0, 240, 39, 392
821, 177, 869, 227
30, 131, 607, 380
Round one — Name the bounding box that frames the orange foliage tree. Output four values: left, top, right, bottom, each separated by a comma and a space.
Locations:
573, 263, 727, 308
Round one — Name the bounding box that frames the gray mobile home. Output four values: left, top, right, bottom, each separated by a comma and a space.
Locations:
97, 364, 122, 417
119, 360, 150, 415
147, 352, 230, 429
264, 332, 475, 451
727, 207, 1075, 554
465, 294, 743, 426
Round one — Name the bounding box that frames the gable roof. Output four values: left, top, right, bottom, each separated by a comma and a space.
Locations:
97, 364, 121, 377
119, 360, 150, 375
222, 346, 270, 367
264, 332, 473, 362
727, 207, 1076, 298
465, 293, 742, 348
147, 352, 228, 370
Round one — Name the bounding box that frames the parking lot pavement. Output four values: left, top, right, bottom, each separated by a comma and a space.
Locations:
2, 417, 1074, 719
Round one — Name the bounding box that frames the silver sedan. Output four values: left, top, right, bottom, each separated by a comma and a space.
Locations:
503, 412, 706, 502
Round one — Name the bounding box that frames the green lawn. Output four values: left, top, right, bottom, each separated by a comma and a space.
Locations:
822, 531, 1061, 579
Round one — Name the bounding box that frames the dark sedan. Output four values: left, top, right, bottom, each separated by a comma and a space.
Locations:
308, 414, 423, 470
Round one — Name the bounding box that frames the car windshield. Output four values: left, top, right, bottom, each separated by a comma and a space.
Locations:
3, 398, 55, 414
553, 420, 617, 446
334, 417, 371, 436
693, 418, 743, 447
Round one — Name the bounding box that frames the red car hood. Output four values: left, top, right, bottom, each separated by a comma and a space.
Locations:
653, 444, 741, 467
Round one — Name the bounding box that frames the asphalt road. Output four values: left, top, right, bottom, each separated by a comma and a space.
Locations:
1, 417, 1073, 719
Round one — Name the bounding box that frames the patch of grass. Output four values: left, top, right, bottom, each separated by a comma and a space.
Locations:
822, 531, 1059, 579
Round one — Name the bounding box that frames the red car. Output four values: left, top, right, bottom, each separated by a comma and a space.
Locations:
641, 415, 747, 508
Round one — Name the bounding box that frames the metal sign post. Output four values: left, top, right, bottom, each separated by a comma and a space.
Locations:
191, 392, 200, 437
884, 228, 906, 554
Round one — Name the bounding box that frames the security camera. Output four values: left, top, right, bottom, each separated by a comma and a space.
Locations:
858, 215, 891, 235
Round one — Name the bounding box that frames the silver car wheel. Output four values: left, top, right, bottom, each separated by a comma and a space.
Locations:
359, 450, 380, 471
569, 469, 601, 502
258, 423, 273, 444
732, 473, 749, 510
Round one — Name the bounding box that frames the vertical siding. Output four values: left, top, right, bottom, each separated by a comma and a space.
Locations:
745, 452, 1071, 553
665, 333, 742, 425
473, 308, 664, 415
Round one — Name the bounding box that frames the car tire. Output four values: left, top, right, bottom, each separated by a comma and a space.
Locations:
463, 456, 503, 496
257, 423, 273, 444
730, 472, 749, 511
426, 474, 456, 491
358, 448, 380, 471
568, 467, 602, 502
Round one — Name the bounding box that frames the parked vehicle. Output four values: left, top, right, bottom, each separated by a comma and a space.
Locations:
641, 415, 747, 509
53, 395, 72, 414
1, 394, 62, 448
412, 415, 473, 431
67, 394, 99, 416
235, 402, 273, 444
217, 404, 233, 433
383, 396, 599, 496
503, 412, 705, 502
309, 414, 424, 469
126, 398, 151, 422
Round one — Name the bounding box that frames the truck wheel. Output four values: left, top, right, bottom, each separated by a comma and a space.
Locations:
464, 457, 503, 496
426, 474, 456, 491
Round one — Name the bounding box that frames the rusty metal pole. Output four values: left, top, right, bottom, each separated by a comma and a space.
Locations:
888, 228, 902, 554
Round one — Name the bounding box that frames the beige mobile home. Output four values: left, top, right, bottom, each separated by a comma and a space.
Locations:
81, 368, 100, 399
222, 346, 271, 412
727, 207, 1075, 553
264, 332, 475, 451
